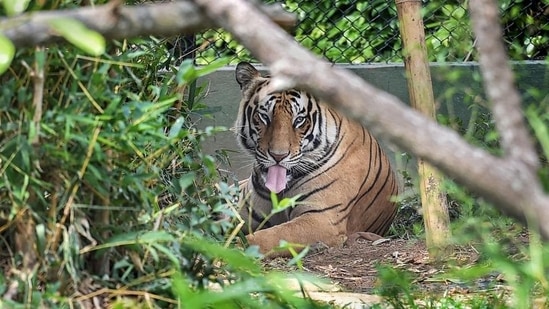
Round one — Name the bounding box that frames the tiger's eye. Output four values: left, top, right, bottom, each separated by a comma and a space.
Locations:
258, 113, 270, 125
294, 116, 306, 128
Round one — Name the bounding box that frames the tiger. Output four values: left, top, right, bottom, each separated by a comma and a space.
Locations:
234, 62, 398, 256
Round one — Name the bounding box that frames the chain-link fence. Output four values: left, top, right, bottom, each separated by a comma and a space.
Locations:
188, 0, 548, 65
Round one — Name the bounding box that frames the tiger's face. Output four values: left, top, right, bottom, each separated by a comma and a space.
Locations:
249, 90, 316, 193
235, 62, 337, 193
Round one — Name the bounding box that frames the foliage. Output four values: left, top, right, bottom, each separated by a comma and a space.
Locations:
0, 37, 212, 305
526, 91, 549, 191
195, 0, 548, 64
0, 3, 334, 307
380, 54, 549, 308
283, 0, 401, 63
0, 34, 15, 74
373, 212, 549, 309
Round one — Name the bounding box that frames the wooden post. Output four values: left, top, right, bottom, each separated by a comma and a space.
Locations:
395, 0, 451, 259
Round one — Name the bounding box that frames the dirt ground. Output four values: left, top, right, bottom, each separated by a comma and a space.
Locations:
263, 232, 526, 299
302, 238, 436, 293
260, 204, 529, 299
312, 238, 485, 293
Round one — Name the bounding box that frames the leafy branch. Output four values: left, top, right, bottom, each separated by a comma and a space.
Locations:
0, 1, 295, 48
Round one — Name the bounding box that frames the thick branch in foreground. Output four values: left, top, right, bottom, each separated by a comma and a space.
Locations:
469, 0, 539, 172
191, 0, 549, 238
0, 1, 296, 48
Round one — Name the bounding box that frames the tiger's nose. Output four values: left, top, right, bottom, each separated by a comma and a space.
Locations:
269, 150, 289, 162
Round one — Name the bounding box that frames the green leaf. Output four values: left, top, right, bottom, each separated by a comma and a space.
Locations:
185, 237, 262, 274
48, 18, 105, 56
178, 172, 196, 191
526, 106, 549, 161
174, 272, 322, 308
2, 0, 31, 16
176, 59, 196, 84
270, 192, 301, 214
195, 58, 230, 77
270, 191, 279, 211
168, 117, 185, 139
275, 240, 308, 267
34, 48, 46, 70
287, 245, 309, 268
152, 243, 180, 268
137, 230, 176, 243
35, 224, 47, 255
83, 231, 176, 252
0, 34, 15, 74
171, 272, 193, 304
176, 58, 229, 85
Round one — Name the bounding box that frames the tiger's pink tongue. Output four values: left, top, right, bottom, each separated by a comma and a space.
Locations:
265, 165, 287, 193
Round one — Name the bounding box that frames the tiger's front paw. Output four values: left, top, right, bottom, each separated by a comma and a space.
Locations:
308, 241, 329, 255
344, 232, 391, 247
245, 232, 278, 256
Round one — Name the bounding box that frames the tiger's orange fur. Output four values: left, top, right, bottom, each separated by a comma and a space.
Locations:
235, 62, 398, 256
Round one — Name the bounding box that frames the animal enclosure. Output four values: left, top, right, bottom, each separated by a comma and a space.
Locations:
168, 0, 548, 65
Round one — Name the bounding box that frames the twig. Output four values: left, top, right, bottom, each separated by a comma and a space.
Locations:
31, 47, 45, 145
463, 38, 476, 62
47, 123, 102, 253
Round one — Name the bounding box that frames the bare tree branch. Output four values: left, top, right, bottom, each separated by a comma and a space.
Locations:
0, 1, 296, 48
191, 0, 549, 238
469, 0, 540, 172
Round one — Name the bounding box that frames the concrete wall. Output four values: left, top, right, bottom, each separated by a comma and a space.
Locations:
194, 62, 548, 180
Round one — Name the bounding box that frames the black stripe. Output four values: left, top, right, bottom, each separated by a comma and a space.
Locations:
255, 80, 268, 93
349, 157, 394, 222
295, 179, 337, 202
356, 148, 390, 205
297, 203, 342, 217
299, 110, 343, 176
341, 133, 375, 212
251, 172, 273, 200
306, 95, 314, 113
240, 103, 256, 150
291, 144, 343, 188
289, 180, 337, 218
251, 209, 273, 229
288, 90, 301, 98
315, 102, 324, 144
333, 139, 378, 224
364, 193, 397, 235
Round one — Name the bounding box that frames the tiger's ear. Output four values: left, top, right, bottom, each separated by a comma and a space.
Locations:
235, 62, 260, 90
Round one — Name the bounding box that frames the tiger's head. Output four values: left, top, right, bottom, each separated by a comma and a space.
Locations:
235, 62, 338, 194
